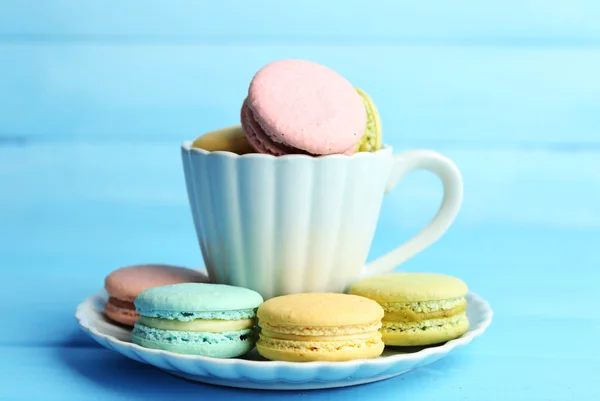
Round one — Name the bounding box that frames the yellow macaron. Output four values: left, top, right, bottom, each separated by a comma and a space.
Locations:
256, 293, 385, 362
350, 273, 469, 346
191, 125, 255, 154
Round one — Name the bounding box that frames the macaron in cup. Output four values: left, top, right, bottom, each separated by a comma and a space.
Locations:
354, 87, 382, 152
191, 125, 255, 155
181, 58, 464, 299
241, 58, 367, 156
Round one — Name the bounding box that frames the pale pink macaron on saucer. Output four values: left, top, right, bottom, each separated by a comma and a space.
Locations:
241, 59, 367, 156
104, 264, 209, 326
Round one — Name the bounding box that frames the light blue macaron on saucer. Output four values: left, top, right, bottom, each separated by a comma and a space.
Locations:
132, 283, 263, 358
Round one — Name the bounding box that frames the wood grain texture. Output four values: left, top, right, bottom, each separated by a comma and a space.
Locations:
1, 143, 598, 232
1, 45, 600, 143
1, 2, 598, 398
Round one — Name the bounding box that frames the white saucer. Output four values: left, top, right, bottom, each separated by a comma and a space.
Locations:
75, 289, 492, 390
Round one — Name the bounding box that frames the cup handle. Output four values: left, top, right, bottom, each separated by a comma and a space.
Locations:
360, 150, 464, 279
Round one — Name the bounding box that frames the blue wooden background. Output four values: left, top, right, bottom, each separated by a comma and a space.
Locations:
1, 1, 599, 399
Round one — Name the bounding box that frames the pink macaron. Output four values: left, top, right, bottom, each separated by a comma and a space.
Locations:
241, 59, 367, 156
104, 264, 209, 326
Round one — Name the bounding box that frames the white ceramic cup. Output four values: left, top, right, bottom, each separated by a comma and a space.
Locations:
182, 128, 463, 299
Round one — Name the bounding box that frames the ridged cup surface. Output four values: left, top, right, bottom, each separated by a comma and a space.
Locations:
181, 143, 393, 299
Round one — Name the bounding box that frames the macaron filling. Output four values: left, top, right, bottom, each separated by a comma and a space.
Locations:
137, 316, 255, 332
378, 297, 469, 345
134, 308, 257, 322
257, 323, 383, 354
380, 297, 467, 323
258, 335, 383, 352
132, 325, 254, 345
242, 99, 357, 156
107, 297, 135, 310
132, 311, 258, 357
380, 297, 466, 313
380, 297, 467, 328
383, 303, 467, 323
259, 330, 380, 342
354, 88, 382, 153
259, 321, 382, 336
241, 99, 309, 156
382, 315, 468, 333
104, 298, 138, 323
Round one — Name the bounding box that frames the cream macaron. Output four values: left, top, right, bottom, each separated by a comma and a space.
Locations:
191, 125, 255, 155
256, 293, 385, 362
350, 273, 469, 346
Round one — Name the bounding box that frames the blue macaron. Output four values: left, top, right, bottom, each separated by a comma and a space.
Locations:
131, 283, 263, 358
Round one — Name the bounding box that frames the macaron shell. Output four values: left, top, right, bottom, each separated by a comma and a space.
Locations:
350, 273, 468, 302
104, 264, 209, 303
191, 125, 255, 155
247, 59, 366, 155
131, 326, 254, 357
104, 300, 138, 326
242, 100, 355, 156
241, 99, 291, 156
134, 283, 264, 314
256, 338, 384, 362
257, 293, 384, 327
383, 300, 467, 322
382, 315, 469, 346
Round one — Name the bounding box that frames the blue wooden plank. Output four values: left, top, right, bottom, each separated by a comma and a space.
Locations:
1, 45, 600, 143
1, 143, 599, 238
1, 142, 598, 398
1, 1, 599, 43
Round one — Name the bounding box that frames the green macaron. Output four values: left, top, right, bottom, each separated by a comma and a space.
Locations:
355, 87, 382, 153
350, 273, 469, 346
132, 283, 263, 357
